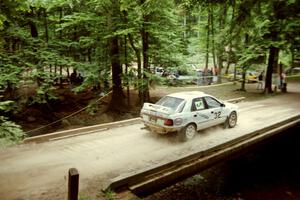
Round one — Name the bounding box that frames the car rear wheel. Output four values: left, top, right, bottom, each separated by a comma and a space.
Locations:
228, 111, 237, 128
178, 123, 196, 141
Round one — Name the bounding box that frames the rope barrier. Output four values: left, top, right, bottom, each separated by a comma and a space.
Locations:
25, 90, 112, 135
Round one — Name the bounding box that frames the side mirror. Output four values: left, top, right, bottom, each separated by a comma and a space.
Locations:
221, 103, 225, 107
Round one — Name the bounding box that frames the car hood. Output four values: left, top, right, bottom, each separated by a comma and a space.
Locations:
224, 102, 238, 111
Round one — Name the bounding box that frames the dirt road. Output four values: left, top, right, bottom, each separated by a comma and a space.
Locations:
0, 84, 299, 200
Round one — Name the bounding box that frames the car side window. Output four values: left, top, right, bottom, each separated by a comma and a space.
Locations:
177, 101, 186, 113
191, 98, 205, 111
204, 97, 221, 108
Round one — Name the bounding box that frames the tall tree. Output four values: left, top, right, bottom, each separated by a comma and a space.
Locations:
107, 0, 126, 110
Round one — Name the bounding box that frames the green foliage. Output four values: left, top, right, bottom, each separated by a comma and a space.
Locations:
0, 100, 14, 111
145, 71, 164, 88
0, 52, 23, 88
122, 68, 137, 88
279, 50, 293, 67
1, 0, 299, 124
163, 77, 184, 87
0, 101, 26, 148
85, 100, 98, 115
0, 116, 25, 143
30, 71, 57, 104
78, 193, 92, 200
103, 188, 116, 200
237, 45, 265, 67
0, 14, 6, 30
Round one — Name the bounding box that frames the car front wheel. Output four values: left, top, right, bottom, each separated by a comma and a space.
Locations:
178, 123, 196, 141
228, 111, 237, 128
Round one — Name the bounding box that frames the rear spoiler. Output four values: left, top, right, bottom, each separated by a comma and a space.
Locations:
142, 103, 175, 115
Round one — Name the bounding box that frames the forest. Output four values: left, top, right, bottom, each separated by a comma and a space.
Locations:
1, 0, 300, 145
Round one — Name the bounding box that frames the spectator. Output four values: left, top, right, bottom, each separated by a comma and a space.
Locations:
256, 71, 264, 90
280, 72, 287, 92
77, 73, 83, 84
197, 70, 203, 86
70, 71, 77, 85
207, 69, 213, 85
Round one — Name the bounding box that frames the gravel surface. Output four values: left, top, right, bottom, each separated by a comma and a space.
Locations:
0, 82, 299, 200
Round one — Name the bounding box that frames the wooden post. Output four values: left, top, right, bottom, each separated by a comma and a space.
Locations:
68, 168, 79, 200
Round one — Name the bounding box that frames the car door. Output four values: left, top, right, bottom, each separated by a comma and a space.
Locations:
203, 96, 227, 126
190, 97, 214, 130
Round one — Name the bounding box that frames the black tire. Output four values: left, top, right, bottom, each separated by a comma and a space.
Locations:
227, 111, 237, 128
223, 119, 228, 129
178, 123, 197, 142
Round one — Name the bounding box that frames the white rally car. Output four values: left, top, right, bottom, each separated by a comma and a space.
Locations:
140, 91, 238, 141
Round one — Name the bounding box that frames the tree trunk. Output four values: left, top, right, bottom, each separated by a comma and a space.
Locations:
265, 46, 279, 93
57, 7, 63, 87
28, 6, 41, 91
240, 34, 249, 91
128, 33, 142, 98
124, 35, 130, 107
225, 0, 236, 74
210, 6, 217, 69
217, 3, 227, 83
205, 9, 210, 74
108, 0, 125, 111
4, 81, 14, 100
141, 27, 150, 103
204, 7, 211, 85
104, 40, 110, 91
59, 66, 63, 88
183, 14, 187, 40
43, 8, 49, 43
225, 60, 230, 75
66, 67, 70, 78
29, 21, 38, 38
141, 0, 150, 103
122, 9, 143, 103
59, 8, 63, 39
241, 68, 246, 91
28, 7, 38, 39
50, 64, 52, 75
126, 12, 142, 101
109, 35, 125, 110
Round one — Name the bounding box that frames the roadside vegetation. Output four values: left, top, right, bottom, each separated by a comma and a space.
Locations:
1, 0, 300, 144
0, 100, 26, 148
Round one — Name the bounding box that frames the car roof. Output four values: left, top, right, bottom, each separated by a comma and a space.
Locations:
167, 91, 209, 100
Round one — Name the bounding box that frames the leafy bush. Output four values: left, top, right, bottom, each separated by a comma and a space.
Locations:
163, 78, 184, 87
0, 101, 26, 148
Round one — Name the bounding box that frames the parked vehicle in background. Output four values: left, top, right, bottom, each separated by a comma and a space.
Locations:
226, 71, 258, 83
140, 91, 238, 141
285, 67, 300, 75
154, 67, 164, 76
245, 71, 258, 83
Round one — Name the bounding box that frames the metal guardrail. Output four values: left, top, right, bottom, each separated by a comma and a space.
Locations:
23, 118, 141, 143
225, 97, 245, 103
104, 114, 300, 196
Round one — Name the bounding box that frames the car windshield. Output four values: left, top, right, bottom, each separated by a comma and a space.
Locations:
156, 96, 185, 110
248, 71, 258, 76
156, 68, 163, 72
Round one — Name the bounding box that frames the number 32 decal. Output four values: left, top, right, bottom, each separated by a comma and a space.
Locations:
214, 111, 221, 119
